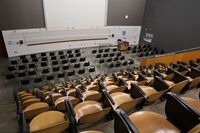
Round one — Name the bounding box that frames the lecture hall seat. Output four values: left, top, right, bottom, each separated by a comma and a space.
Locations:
130, 76, 170, 103
113, 92, 200, 133
102, 88, 144, 113
163, 71, 189, 93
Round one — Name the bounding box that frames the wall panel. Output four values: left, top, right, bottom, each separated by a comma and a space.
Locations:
0, 0, 45, 30
140, 0, 200, 53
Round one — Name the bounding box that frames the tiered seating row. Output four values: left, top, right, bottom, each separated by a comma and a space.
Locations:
14, 59, 200, 133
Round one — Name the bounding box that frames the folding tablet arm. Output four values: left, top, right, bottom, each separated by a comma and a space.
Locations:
170, 63, 179, 70
75, 88, 83, 102
173, 71, 188, 83
99, 81, 107, 91
190, 61, 199, 68
190, 67, 200, 78
154, 70, 164, 78
49, 94, 56, 110
119, 78, 128, 86
80, 83, 87, 91
130, 83, 146, 108
112, 73, 120, 83
165, 92, 200, 132
137, 74, 147, 82
113, 109, 139, 133
166, 67, 176, 75
101, 89, 115, 109
59, 88, 67, 96
130, 83, 145, 96
127, 72, 136, 79
64, 99, 77, 133
153, 76, 170, 92
178, 64, 189, 75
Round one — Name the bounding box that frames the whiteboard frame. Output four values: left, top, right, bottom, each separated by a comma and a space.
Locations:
42, 0, 108, 30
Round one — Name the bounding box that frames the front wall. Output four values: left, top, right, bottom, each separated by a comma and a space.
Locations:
3, 26, 141, 57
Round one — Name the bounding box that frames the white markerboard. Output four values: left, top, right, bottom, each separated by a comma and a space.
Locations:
43, 0, 107, 29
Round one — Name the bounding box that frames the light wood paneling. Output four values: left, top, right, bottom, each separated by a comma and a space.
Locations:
154, 55, 174, 65
182, 50, 200, 63
140, 49, 200, 67
173, 53, 184, 63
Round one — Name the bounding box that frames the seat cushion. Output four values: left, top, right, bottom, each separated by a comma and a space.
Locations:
20, 93, 33, 99
146, 77, 154, 83
55, 83, 64, 88
22, 98, 41, 109
111, 92, 138, 112
91, 79, 99, 85
42, 86, 50, 90
189, 77, 200, 88
164, 80, 175, 87
106, 85, 126, 94
188, 124, 200, 133
86, 84, 99, 91
139, 86, 157, 99
170, 80, 189, 93
67, 89, 77, 97
129, 111, 180, 133
186, 76, 193, 82
17, 91, 27, 96
83, 90, 102, 101
45, 93, 63, 104
21, 95, 36, 102
122, 77, 129, 81
42, 91, 51, 98
161, 73, 167, 78
29, 111, 68, 133
74, 101, 103, 121
105, 76, 115, 82
181, 97, 200, 112
24, 102, 49, 120
55, 96, 79, 111
104, 80, 117, 86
